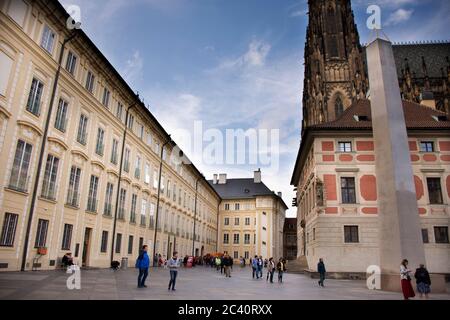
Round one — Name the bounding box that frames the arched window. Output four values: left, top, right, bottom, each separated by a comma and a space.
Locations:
335, 95, 344, 119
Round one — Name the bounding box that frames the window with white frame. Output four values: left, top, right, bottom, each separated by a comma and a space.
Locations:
102, 88, 110, 108
41, 154, 59, 200
26, 78, 44, 116
85, 71, 95, 93
40, 25, 55, 53
54, 98, 68, 132
9, 140, 33, 192
65, 51, 77, 75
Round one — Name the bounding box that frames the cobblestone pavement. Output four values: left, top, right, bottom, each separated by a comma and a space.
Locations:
0, 266, 449, 300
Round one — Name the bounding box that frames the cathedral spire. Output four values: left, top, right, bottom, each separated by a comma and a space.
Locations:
302, 0, 368, 132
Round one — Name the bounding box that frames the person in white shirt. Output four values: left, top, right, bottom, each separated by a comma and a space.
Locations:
400, 259, 415, 300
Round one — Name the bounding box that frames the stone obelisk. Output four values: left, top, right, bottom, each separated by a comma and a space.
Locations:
366, 38, 426, 291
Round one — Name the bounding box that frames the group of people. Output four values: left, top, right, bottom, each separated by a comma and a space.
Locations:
400, 259, 432, 300
136, 246, 180, 290
250, 256, 287, 283
315, 257, 433, 299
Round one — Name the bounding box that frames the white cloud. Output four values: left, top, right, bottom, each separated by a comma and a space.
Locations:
216, 40, 271, 70
291, 9, 308, 17
145, 39, 302, 217
122, 50, 144, 86
385, 8, 414, 26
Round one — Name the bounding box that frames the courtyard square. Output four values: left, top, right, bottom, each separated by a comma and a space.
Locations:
0, 266, 449, 300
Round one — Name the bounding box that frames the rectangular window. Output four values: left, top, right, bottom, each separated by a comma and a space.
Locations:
26, 78, 44, 116
127, 114, 134, 130
41, 154, 59, 200
54, 98, 68, 132
234, 251, 239, 259
234, 217, 239, 226
223, 233, 229, 244
102, 88, 110, 108
115, 233, 122, 253
245, 217, 250, 226
140, 199, 147, 226
130, 194, 137, 223
244, 251, 249, 259
61, 224, 73, 250
34, 219, 49, 248
128, 235, 134, 255
118, 188, 126, 220
95, 127, 105, 156
123, 148, 130, 173
9, 140, 32, 192
427, 178, 443, 204
66, 166, 81, 207
420, 141, 434, 152
100, 231, 108, 253
224, 217, 229, 226
341, 177, 356, 204
421, 228, 429, 244
139, 237, 144, 250
224, 203, 230, 210
233, 233, 239, 244
116, 102, 123, 120
338, 141, 352, 152
111, 139, 119, 165
40, 25, 55, 53
134, 156, 141, 179
65, 51, 77, 75
144, 163, 150, 184
244, 234, 250, 244
434, 226, 449, 244
235, 203, 240, 211
149, 203, 155, 228
153, 169, 158, 189
76, 114, 88, 145
85, 71, 95, 93
0, 213, 19, 247
344, 225, 359, 243
87, 175, 99, 212
104, 182, 114, 216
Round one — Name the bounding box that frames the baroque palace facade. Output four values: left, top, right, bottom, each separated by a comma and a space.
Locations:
0, 0, 224, 271
292, 0, 450, 275
209, 170, 286, 262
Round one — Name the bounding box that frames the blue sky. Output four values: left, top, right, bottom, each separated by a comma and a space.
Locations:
60, 0, 450, 217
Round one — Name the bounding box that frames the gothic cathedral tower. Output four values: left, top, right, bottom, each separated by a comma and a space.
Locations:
302, 0, 368, 131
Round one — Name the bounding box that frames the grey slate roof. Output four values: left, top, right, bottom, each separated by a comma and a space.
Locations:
207, 179, 273, 199
362, 42, 450, 79
207, 178, 288, 209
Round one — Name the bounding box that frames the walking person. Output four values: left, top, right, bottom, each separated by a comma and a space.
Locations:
267, 257, 275, 283
414, 264, 431, 299
215, 256, 221, 272
317, 258, 326, 287
277, 258, 284, 283
168, 251, 179, 291
223, 253, 232, 278
136, 245, 150, 288
257, 256, 263, 279
400, 259, 415, 300
252, 255, 259, 279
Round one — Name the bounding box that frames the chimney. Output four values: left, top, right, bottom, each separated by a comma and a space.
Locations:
420, 91, 436, 109
218, 173, 227, 184
277, 192, 282, 198
254, 168, 261, 183
213, 174, 218, 184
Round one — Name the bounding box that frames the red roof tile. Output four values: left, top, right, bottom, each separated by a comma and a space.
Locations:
311, 99, 450, 130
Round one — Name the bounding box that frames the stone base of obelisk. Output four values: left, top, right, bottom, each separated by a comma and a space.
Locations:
381, 273, 447, 293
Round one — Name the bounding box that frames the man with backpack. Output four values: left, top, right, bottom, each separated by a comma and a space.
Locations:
135, 245, 150, 288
